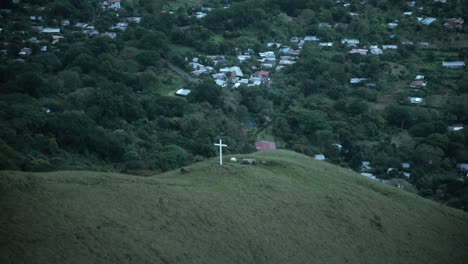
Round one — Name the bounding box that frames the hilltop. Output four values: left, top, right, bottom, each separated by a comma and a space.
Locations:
1, 150, 467, 264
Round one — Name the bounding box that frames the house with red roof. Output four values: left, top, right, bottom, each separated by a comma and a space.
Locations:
255, 141, 276, 151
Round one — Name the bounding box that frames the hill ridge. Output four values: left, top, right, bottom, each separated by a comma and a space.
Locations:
1, 150, 468, 264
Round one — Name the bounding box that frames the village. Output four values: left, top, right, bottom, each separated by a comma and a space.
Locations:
0, 0, 467, 204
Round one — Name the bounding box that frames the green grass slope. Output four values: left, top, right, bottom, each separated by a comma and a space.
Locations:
1, 150, 467, 264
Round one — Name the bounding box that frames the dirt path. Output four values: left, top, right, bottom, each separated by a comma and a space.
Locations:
167, 62, 201, 83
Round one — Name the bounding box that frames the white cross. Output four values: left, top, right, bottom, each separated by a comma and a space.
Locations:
214, 139, 227, 165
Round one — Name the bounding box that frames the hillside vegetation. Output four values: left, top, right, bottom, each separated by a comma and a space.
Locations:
1, 150, 467, 264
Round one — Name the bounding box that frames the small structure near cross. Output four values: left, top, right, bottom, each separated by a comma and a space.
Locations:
214, 139, 227, 165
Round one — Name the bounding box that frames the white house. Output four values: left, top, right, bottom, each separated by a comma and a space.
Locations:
341, 38, 360, 45
41, 28, 60, 34
175, 89, 191, 97
420, 17, 436, 25
448, 125, 464, 131
410, 97, 423, 104
442, 61, 465, 69
314, 154, 326, 161
350, 78, 368, 84
319, 42, 334, 47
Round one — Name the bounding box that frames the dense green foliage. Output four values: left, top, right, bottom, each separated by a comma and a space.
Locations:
1, 0, 468, 209
1, 150, 467, 263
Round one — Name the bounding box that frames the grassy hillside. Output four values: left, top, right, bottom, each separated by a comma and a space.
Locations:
1, 150, 467, 264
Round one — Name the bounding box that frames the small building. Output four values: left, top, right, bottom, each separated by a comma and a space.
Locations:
255, 70, 270, 79
402, 163, 410, 169
195, 12, 207, 19
361, 161, 372, 171
314, 154, 326, 161
319, 22, 332, 28
290, 37, 301, 43
319, 42, 334, 47
350, 78, 368, 84
388, 22, 398, 29
415, 75, 424, 80
448, 125, 464, 131
18, 47, 31, 56
41, 28, 60, 34
370, 46, 383, 55
304, 36, 320, 41
457, 163, 468, 171
175, 88, 191, 97
420, 17, 436, 25
349, 49, 368, 55
360, 173, 377, 180
341, 38, 360, 45
442, 61, 465, 69
108, 0, 121, 9
255, 141, 276, 151
409, 97, 423, 104
444, 18, 464, 30
403, 11, 413, 16
382, 45, 398, 50
61, 20, 70, 26
410, 80, 427, 88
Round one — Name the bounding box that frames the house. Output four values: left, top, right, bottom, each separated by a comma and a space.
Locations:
259, 51, 275, 59
388, 22, 398, 29
103, 32, 117, 38
350, 78, 368, 84
360, 173, 377, 180
220, 66, 243, 77
255, 141, 276, 151
195, 12, 207, 19
415, 75, 424, 80
406, 1, 416, 7
279, 59, 296, 65
319, 22, 332, 28
457, 163, 468, 171
382, 45, 398, 50
410, 80, 427, 88
341, 38, 360, 45
314, 154, 326, 160
18, 47, 31, 56
255, 70, 270, 79
418, 41, 430, 47
402, 163, 410, 169
175, 88, 191, 97
370, 46, 383, 55
52, 35, 64, 44
237, 55, 251, 61
304, 36, 320, 41
361, 161, 372, 171
434, 0, 447, 3
445, 18, 464, 29
409, 97, 423, 104
319, 42, 334, 47
442, 61, 465, 69
290, 37, 300, 43
403, 11, 413, 16
41, 28, 60, 34
74, 23, 88, 29
349, 49, 368, 55
128, 17, 141, 23
420, 17, 436, 25
108, 0, 121, 9
403, 172, 411, 178
40, 46, 47, 52
215, 79, 227, 87
267, 42, 281, 48
61, 20, 70, 26
448, 125, 464, 131
113, 22, 128, 31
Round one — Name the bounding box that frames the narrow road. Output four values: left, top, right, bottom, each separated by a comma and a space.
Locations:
167, 62, 201, 83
